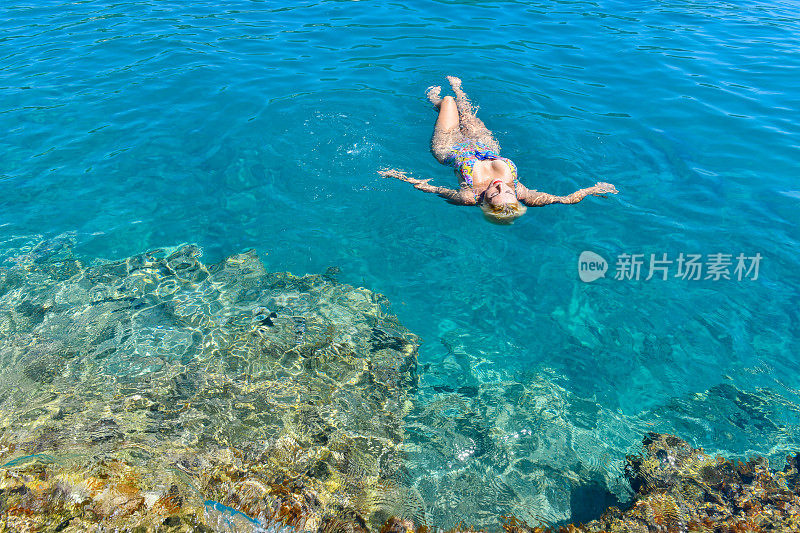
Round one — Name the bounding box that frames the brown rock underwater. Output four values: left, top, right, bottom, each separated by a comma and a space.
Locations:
0, 243, 420, 531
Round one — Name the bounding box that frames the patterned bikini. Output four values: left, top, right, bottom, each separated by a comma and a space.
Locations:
443, 140, 519, 202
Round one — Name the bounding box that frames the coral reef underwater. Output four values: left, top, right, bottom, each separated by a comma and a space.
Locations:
0, 241, 798, 532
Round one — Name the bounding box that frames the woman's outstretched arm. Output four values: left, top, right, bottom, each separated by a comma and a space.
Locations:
516, 182, 618, 207
379, 169, 477, 205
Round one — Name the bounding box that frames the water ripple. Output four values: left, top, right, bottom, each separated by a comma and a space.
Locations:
1, 0, 799, 528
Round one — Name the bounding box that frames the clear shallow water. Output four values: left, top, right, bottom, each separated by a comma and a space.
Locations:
1, 0, 799, 528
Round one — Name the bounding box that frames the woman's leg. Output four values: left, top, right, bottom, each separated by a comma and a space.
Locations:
429, 87, 464, 164
447, 76, 501, 153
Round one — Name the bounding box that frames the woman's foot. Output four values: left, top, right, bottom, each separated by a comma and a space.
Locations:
446, 76, 462, 90
426, 85, 443, 107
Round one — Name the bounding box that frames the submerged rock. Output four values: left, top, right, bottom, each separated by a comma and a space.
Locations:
2, 241, 797, 532
0, 243, 421, 531
493, 432, 800, 533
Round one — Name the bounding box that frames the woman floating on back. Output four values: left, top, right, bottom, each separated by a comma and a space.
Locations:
380, 76, 618, 224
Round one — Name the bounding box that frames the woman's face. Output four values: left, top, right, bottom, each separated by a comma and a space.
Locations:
484, 181, 517, 206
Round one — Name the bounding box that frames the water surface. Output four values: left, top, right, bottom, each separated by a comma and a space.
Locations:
1, 0, 799, 528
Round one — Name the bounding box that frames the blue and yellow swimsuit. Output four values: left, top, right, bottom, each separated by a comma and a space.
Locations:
444, 141, 519, 201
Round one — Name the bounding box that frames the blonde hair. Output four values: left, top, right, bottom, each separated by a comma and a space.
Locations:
480, 200, 527, 225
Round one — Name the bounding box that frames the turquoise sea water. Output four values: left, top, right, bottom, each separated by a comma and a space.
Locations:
1, 0, 799, 527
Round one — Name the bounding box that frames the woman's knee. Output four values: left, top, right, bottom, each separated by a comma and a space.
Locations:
435, 96, 460, 131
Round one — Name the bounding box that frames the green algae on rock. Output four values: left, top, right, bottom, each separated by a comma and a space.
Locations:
0, 242, 422, 531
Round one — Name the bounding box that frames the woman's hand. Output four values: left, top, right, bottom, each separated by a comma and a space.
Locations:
378, 168, 410, 181
379, 169, 432, 188
591, 182, 618, 196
